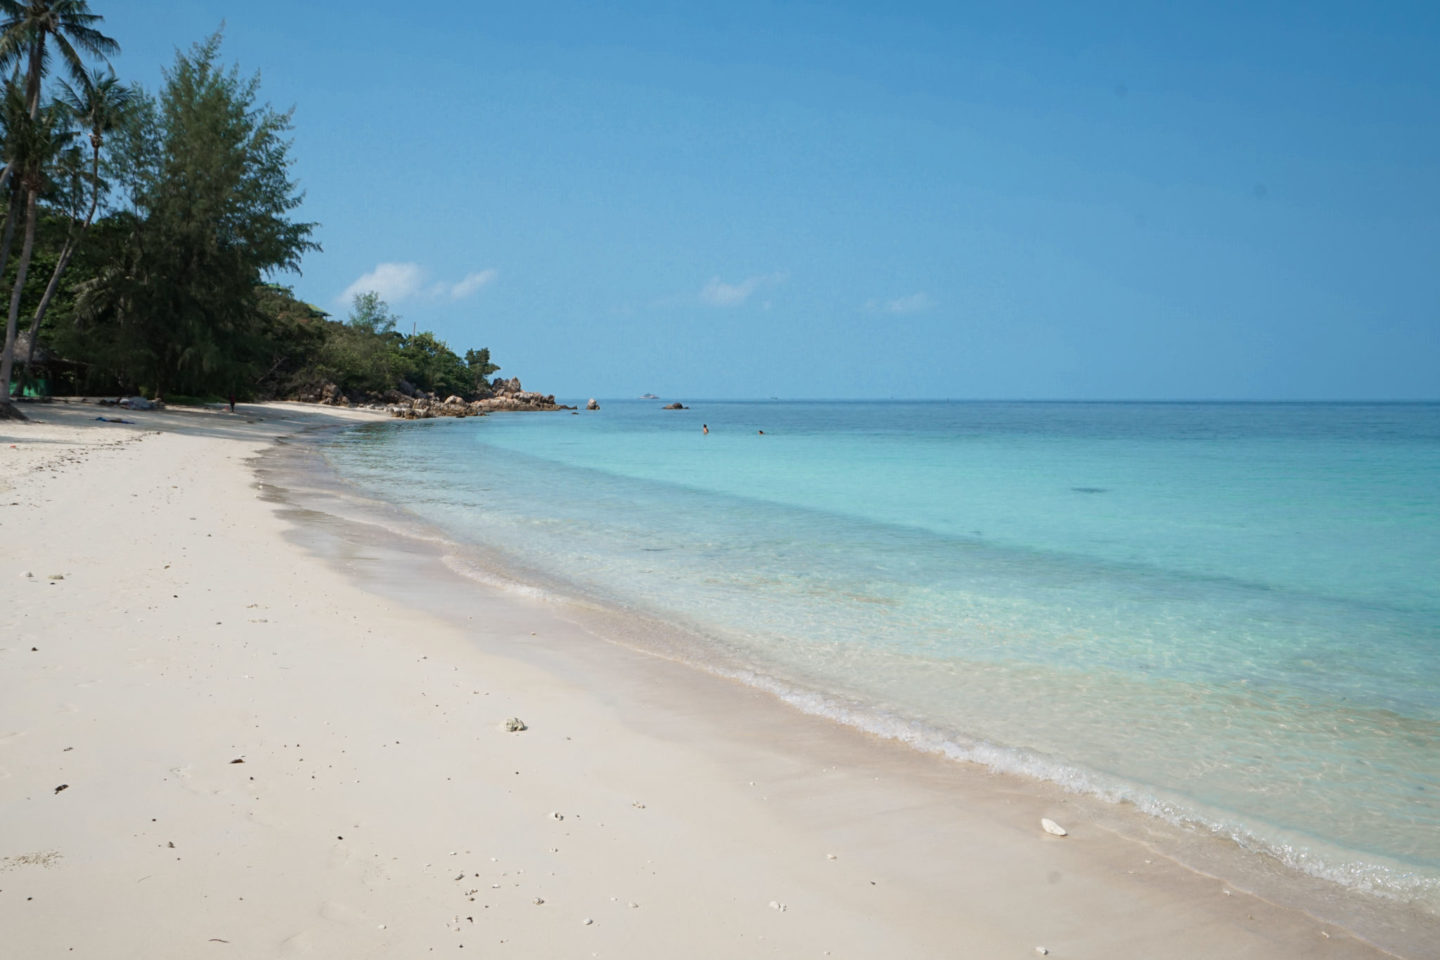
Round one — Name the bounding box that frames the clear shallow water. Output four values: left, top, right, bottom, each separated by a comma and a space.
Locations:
319, 401, 1440, 909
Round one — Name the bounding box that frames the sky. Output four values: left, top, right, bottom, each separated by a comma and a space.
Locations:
100, 1, 1438, 400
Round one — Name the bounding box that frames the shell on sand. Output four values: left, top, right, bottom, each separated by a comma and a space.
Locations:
1041, 818, 1068, 837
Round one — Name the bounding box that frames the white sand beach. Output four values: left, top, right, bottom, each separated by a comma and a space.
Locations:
0, 401, 1423, 958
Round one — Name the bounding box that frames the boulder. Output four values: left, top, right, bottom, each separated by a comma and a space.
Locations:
586, 398, 600, 410
663, 402, 687, 410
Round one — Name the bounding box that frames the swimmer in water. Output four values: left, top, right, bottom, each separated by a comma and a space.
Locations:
703, 424, 709, 435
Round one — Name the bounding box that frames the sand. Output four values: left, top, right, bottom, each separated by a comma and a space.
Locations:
0, 400, 1426, 958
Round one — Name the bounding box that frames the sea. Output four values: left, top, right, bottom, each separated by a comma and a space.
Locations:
306, 400, 1440, 921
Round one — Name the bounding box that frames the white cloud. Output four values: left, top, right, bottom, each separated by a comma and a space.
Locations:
448, 269, 498, 300
339, 262, 426, 305
865, 292, 934, 315
700, 272, 785, 307
339, 263, 498, 306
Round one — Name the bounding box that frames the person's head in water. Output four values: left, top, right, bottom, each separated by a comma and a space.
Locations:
702, 424, 708, 434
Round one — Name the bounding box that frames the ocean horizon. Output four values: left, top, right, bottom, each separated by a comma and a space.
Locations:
310, 399, 1440, 919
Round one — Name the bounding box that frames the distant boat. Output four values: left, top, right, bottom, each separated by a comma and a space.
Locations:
639, 393, 659, 399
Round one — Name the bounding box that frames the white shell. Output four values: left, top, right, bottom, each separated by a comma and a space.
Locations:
1041, 818, 1068, 837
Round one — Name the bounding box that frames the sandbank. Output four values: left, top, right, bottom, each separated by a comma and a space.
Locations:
0, 399, 1429, 958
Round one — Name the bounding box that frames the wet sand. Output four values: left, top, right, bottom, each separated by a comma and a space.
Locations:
0, 400, 1426, 958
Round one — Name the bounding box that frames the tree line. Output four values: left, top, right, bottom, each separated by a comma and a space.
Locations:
0, 2, 505, 419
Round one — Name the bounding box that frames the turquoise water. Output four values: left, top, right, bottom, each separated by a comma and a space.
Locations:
319, 401, 1440, 908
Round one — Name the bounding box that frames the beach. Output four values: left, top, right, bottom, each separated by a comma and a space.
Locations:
0, 401, 1427, 959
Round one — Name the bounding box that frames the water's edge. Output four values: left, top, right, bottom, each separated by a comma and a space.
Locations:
252, 417, 1440, 958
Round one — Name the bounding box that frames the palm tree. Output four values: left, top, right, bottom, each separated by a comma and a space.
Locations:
0, 88, 69, 409
0, 1, 117, 118
18, 67, 130, 376
0, 1, 114, 415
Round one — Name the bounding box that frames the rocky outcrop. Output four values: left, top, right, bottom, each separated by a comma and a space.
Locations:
662, 402, 688, 410
385, 389, 574, 419
586, 398, 599, 410
289, 373, 576, 419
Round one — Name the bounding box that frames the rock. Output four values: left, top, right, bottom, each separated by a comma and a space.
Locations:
586, 398, 599, 410
505, 717, 527, 732
662, 402, 687, 410
1041, 818, 1068, 837
119, 395, 156, 410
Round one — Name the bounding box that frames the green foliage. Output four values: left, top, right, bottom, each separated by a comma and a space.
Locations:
465, 347, 500, 391
71, 31, 317, 396
347, 290, 397, 335
399, 330, 470, 397
312, 319, 402, 397
4, 23, 512, 405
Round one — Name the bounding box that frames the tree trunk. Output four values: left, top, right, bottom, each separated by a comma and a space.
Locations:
22, 142, 105, 377
22, 240, 77, 373
0, 186, 39, 414
0, 189, 23, 417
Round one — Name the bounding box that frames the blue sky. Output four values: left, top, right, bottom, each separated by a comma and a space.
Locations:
104, 2, 1437, 399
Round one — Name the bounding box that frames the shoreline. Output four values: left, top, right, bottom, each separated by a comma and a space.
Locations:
278, 408, 1440, 955
1, 401, 1431, 958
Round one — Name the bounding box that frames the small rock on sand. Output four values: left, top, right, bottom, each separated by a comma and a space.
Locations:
504, 717, 527, 732
1041, 818, 1068, 837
